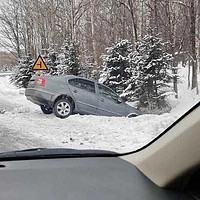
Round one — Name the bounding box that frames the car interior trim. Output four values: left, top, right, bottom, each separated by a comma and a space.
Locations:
121, 102, 200, 187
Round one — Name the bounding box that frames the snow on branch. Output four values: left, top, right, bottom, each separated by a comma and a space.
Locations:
172, 1, 190, 7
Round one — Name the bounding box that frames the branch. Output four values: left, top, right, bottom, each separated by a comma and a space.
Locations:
172, 1, 190, 8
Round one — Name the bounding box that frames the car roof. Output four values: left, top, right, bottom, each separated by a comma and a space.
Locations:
63, 75, 97, 83
44, 75, 95, 82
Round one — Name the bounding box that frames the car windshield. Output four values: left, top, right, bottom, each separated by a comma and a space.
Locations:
0, 0, 199, 154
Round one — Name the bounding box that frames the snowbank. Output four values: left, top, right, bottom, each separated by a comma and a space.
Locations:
0, 76, 38, 112
167, 66, 200, 117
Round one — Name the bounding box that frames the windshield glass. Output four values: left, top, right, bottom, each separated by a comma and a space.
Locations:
0, 0, 199, 154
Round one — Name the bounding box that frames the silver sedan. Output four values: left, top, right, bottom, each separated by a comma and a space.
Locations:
25, 75, 141, 118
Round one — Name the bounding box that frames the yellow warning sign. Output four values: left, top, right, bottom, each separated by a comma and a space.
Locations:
32, 55, 48, 71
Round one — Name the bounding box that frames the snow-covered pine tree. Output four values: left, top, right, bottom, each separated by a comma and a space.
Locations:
90, 69, 100, 80
42, 47, 59, 76
80, 54, 100, 80
81, 55, 93, 78
124, 29, 173, 111
57, 40, 80, 76
121, 50, 143, 101
10, 54, 34, 88
100, 40, 132, 93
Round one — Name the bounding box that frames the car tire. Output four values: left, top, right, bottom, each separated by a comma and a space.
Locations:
127, 113, 138, 118
53, 99, 72, 119
40, 105, 53, 114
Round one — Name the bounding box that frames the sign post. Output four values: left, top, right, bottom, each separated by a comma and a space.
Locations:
32, 55, 48, 75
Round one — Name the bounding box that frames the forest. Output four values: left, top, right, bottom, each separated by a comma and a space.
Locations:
0, 0, 199, 112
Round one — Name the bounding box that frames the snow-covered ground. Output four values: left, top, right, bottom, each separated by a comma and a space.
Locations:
0, 67, 199, 153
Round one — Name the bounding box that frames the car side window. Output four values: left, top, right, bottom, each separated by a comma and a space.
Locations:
68, 79, 79, 87
69, 78, 95, 93
98, 84, 118, 100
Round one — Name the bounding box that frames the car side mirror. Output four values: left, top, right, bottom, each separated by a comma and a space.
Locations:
111, 96, 122, 103
117, 97, 123, 104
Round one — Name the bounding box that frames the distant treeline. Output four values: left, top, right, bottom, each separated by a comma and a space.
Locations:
0, 51, 18, 70
0, 0, 199, 91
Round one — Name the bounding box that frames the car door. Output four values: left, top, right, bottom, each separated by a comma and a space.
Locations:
68, 78, 98, 115
97, 84, 127, 116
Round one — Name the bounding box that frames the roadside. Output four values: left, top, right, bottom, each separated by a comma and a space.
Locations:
0, 124, 53, 152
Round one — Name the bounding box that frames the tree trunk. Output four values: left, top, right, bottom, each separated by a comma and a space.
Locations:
197, 0, 200, 70
15, 14, 21, 58
90, 0, 98, 66
71, 0, 76, 42
190, 0, 198, 93
127, 0, 138, 46
188, 61, 191, 88
167, 0, 178, 98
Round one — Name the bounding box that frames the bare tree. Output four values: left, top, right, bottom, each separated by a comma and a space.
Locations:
189, 0, 198, 93
0, 0, 21, 58
0, 0, 199, 94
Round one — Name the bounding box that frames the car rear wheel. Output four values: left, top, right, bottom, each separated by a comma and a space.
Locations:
53, 99, 72, 118
40, 105, 53, 114
127, 113, 138, 118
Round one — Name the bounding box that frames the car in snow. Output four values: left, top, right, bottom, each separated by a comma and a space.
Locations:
25, 75, 140, 118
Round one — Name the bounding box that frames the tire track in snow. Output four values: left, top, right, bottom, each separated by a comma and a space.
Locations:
0, 123, 54, 152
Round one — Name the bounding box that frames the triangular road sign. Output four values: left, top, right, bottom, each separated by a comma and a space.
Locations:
32, 55, 48, 71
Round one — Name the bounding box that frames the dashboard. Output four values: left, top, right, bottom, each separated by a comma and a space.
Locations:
0, 157, 193, 200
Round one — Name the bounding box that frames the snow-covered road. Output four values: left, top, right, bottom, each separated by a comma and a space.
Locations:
0, 73, 199, 153
0, 124, 52, 152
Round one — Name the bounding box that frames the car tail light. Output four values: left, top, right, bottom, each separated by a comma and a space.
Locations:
37, 77, 45, 86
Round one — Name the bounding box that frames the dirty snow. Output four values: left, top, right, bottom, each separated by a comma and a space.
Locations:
0, 67, 199, 153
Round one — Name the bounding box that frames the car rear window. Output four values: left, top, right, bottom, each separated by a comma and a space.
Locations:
68, 78, 95, 93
